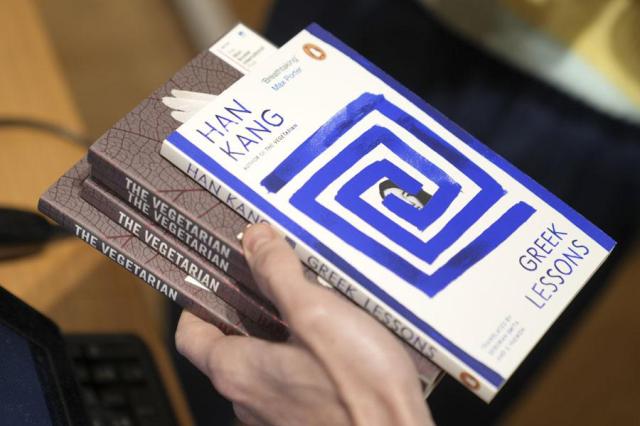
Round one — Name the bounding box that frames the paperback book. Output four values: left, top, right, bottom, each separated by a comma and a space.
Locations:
161, 24, 615, 401
87, 24, 276, 288
39, 158, 286, 341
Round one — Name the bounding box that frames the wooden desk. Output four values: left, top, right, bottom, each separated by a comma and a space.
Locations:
0, 2, 193, 424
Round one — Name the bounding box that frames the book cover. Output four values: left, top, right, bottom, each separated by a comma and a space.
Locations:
38, 158, 287, 341
161, 24, 615, 401
87, 24, 275, 287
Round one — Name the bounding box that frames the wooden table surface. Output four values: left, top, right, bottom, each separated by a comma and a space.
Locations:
0, 1, 193, 424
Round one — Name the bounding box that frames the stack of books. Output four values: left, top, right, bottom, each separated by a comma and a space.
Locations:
40, 23, 613, 402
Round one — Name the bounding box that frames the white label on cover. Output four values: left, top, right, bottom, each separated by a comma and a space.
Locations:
210, 23, 276, 74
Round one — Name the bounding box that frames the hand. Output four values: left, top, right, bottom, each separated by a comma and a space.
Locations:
175, 223, 434, 425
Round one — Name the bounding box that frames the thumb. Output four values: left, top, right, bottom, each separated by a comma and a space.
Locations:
242, 224, 313, 318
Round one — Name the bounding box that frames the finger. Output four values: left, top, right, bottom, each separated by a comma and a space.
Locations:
242, 225, 387, 350
242, 225, 374, 357
176, 310, 267, 406
175, 310, 225, 375
242, 225, 427, 423
242, 223, 321, 318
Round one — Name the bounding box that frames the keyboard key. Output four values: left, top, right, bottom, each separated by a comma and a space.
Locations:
66, 342, 84, 360
74, 363, 91, 384
99, 389, 127, 408
92, 364, 118, 384
119, 362, 146, 384
86, 342, 137, 360
87, 408, 108, 426
105, 412, 134, 426
137, 414, 163, 426
133, 403, 157, 418
85, 342, 109, 360
129, 388, 157, 417
81, 386, 99, 406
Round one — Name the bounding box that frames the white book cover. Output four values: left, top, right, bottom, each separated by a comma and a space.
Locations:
161, 24, 615, 401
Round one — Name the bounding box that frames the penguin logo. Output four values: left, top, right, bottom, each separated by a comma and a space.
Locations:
460, 372, 481, 390
303, 43, 326, 60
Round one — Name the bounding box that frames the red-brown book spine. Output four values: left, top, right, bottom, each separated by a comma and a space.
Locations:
80, 176, 282, 330
88, 150, 257, 288
38, 158, 287, 341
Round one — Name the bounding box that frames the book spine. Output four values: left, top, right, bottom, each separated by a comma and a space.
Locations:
161, 142, 483, 399
87, 150, 257, 288
37, 195, 287, 342
80, 177, 282, 330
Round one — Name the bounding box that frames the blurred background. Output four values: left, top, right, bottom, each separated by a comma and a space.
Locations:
1, 0, 638, 425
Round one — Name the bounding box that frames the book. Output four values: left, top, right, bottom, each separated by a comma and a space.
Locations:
87, 25, 276, 290
80, 176, 282, 329
160, 23, 616, 401
38, 158, 287, 341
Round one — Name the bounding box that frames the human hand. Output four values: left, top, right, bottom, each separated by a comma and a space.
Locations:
175, 223, 434, 425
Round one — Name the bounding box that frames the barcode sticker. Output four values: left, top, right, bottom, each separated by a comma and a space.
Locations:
210, 23, 277, 74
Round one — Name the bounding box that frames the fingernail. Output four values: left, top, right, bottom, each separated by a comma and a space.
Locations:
243, 224, 274, 256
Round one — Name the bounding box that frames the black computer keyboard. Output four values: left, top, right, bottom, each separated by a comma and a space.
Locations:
65, 334, 179, 426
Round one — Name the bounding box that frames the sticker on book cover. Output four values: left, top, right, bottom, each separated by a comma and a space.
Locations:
210, 23, 277, 74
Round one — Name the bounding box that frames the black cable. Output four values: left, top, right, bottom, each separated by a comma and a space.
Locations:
0, 117, 86, 257
0, 117, 90, 146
